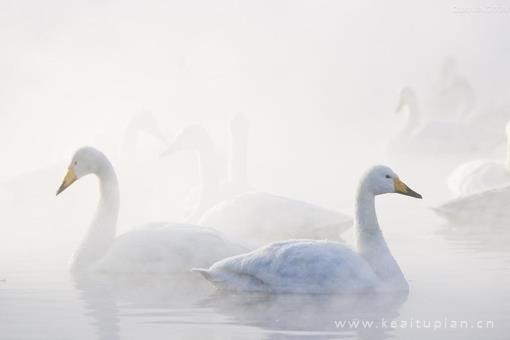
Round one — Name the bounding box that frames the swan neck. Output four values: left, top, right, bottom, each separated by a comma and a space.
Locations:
354, 187, 380, 235
354, 185, 407, 290
72, 159, 120, 271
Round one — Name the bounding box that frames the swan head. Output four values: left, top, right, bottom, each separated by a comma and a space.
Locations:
361, 165, 422, 199
56, 146, 109, 195
161, 124, 212, 156
395, 87, 417, 113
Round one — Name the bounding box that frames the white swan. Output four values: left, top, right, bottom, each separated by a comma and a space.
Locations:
433, 184, 510, 226
390, 87, 499, 155
447, 122, 510, 197
161, 115, 252, 222
162, 121, 351, 243
199, 192, 353, 245
193, 165, 422, 294
161, 124, 224, 223
56, 146, 247, 273
427, 57, 476, 122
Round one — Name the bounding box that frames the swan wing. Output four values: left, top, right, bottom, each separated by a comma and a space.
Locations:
94, 223, 248, 273
197, 239, 379, 294
199, 192, 352, 243
448, 160, 509, 196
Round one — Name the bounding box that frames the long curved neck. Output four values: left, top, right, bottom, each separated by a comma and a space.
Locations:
355, 185, 407, 290
72, 161, 120, 272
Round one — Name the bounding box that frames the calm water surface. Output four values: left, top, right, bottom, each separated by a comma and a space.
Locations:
1, 208, 509, 340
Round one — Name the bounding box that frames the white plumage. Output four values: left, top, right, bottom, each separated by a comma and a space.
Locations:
389, 87, 499, 155
447, 122, 510, 197
57, 146, 247, 274
199, 192, 352, 245
194, 165, 422, 294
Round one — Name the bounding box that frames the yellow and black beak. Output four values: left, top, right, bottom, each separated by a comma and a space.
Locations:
56, 167, 77, 195
394, 178, 422, 199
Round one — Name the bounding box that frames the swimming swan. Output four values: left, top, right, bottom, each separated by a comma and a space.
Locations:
447, 122, 510, 197
433, 184, 510, 226
161, 115, 252, 223
199, 192, 353, 245
193, 165, 422, 294
390, 87, 497, 155
56, 146, 247, 273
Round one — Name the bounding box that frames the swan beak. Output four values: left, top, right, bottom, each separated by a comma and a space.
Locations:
56, 167, 77, 195
394, 178, 422, 199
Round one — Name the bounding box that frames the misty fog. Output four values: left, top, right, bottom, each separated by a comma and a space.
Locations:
1, 1, 509, 339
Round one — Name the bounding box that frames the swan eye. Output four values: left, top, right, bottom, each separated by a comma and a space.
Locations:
74, 161, 78, 166
385, 174, 391, 179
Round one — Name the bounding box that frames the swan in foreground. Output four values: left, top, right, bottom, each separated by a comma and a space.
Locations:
193, 165, 422, 294
56, 146, 247, 273
447, 122, 510, 197
389, 87, 498, 155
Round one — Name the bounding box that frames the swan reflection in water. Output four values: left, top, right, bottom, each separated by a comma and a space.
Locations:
199, 291, 408, 340
73, 271, 407, 340
72, 272, 215, 340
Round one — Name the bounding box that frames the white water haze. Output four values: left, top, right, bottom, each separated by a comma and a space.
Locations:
1, 1, 509, 339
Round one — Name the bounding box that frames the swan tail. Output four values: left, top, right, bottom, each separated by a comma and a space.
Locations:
191, 268, 215, 282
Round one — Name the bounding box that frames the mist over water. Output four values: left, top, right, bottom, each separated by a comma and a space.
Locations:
1, 1, 510, 339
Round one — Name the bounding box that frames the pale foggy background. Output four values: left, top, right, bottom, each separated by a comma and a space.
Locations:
0, 1, 509, 339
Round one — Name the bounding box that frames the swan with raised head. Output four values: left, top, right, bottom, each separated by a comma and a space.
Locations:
447, 122, 510, 197
161, 115, 252, 222
389, 87, 498, 155
56, 146, 247, 273
162, 120, 352, 243
193, 165, 422, 294
427, 57, 476, 122
161, 124, 224, 223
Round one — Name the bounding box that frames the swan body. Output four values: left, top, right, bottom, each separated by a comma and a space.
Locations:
89, 224, 247, 273
194, 165, 422, 294
57, 146, 247, 273
433, 185, 510, 226
447, 122, 510, 197
389, 87, 499, 155
199, 192, 352, 244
